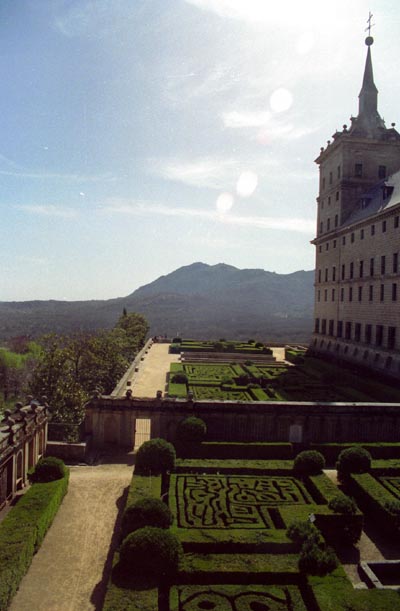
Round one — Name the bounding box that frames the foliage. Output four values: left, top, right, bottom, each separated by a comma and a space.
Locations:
171, 372, 188, 384
0, 472, 69, 611
135, 438, 176, 475
336, 447, 371, 482
383, 499, 400, 517
29, 456, 66, 483
298, 539, 338, 575
176, 416, 207, 443
294, 450, 325, 476
119, 526, 183, 577
328, 494, 358, 515
287, 520, 320, 546
121, 497, 172, 540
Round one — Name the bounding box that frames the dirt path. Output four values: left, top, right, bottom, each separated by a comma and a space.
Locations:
9, 460, 133, 611
130, 343, 180, 397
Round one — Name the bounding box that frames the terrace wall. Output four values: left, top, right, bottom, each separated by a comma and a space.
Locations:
85, 396, 400, 449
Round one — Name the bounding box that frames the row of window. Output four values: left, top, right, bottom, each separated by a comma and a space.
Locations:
315, 319, 397, 350
313, 338, 397, 371
317, 282, 398, 303
317, 253, 399, 283
319, 215, 399, 238
321, 163, 387, 191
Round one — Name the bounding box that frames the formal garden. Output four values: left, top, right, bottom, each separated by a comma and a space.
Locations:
102, 418, 400, 611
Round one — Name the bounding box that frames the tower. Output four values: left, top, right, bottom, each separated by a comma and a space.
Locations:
311, 29, 400, 379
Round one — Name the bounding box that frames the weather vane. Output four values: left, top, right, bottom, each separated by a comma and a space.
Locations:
365, 11, 375, 46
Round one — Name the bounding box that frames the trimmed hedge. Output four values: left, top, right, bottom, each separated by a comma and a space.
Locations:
135, 438, 176, 475
29, 456, 66, 483
0, 470, 69, 611
184, 442, 293, 460
294, 451, 325, 477
121, 497, 172, 540
120, 527, 183, 578
336, 447, 371, 483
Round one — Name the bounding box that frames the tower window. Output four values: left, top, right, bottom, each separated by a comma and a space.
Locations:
345, 322, 352, 340
334, 214, 338, 227
327, 218, 331, 231
318, 269, 321, 283
355, 163, 363, 177
393, 252, 398, 274
395, 216, 399, 229
337, 165, 341, 178
351, 232, 355, 243
371, 224, 375, 236
325, 268, 328, 282
369, 285, 374, 301
392, 283, 397, 301
380, 284, 385, 302
378, 165, 387, 178
335, 191, 339, 201
331, 288, 335, 301
376, 325, 383, 347
388, 326, 396, 350
360, 228, 364, 239
349, 287, 353, 301
342, 235, 346, 245
332, 266, 336, 281
315, 318, 320, 333
329, 171, 333, 184
341, 264, 345, 280
350, 262, 354, 279
382, 220, 387, 233
329, 319, 334, 335
355, 323, 361, 342
370, 257, 374, 276
358, 286, 363, 302
337, 321, 343, 338
340, 288, 344, 302
381, 255, 386, 275
359, 260, 364, 278
365, 324, 372, 344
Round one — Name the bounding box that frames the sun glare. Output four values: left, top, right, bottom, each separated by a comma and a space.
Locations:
236, 171, 258, 197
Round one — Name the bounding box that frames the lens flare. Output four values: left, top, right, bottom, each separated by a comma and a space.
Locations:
270, 88, 293, 113
216, 192, 234, 213
236, 171, 258, 197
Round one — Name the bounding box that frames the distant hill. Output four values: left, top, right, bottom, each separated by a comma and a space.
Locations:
0, 263, 315, 342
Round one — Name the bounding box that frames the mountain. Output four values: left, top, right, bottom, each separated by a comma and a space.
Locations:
0, 263, 315, 342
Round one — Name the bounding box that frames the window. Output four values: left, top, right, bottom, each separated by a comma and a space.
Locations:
325, 268, 328, 282
392, 283, 397, 301
326, 242, 329, 251
329, 171, 333, 184
345, 322, 352, 340
359, 260, 364, 278
358, 286, 363, 302
355, 323, 361, 342
370, 257, 374, 276
350, 262, 354, 279
328, 196, 331, 206
376, 325, 383, 346
334, 214, 338, 227
378, 165, 387, 178
351, 232, 355, 243
360, 228, 364, 239
382, 220, 387, 233
395, 215, 399, 229
324, 289, 328, 302
317, 290, 321, 302
365, 324, 372, 344
315, 318, 320, 333
337, 165, 341, 178
321, 319, 327, 334
371, 224, 375, 236
319, 221, 323, 234
331, 288, 335, 301
349, 287, 353, 301
329, 319, 334, 336
337, 321, 343, 338
340, 288, 344, 302
319, 245, 322, 253
318, 269, 321, 282
355, 163, 363, 177
369, 285, 374, 301
388, 326, 396, 350
332, 266, 336, 281
336, 191, 339, 201
322, 177, 325, 190
341, 264, 345, 280
380, 284, 385, 302
333, 239, 337, 248
327, 218, 331, 231
342, 235, 346, 245
393, 252, 398, 274
381, 255, 386, 275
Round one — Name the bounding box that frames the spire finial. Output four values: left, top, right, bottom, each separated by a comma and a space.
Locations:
365, 11, 374, 46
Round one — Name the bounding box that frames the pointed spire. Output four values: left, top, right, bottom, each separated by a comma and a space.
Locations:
358, 38, 378, 116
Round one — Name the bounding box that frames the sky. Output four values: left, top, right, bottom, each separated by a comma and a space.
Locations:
1, 0, 400, 301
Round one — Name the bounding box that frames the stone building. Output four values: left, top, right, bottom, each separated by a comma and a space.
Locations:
0, 401, 48, 509
311, 35, 400, 379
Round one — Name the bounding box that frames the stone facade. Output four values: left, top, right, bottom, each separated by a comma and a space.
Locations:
0, 401, 48, 509
311, 38, 400, 379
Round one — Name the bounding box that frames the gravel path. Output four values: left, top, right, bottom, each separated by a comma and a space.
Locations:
129, 343, 180, 397
9, 460, 133, 611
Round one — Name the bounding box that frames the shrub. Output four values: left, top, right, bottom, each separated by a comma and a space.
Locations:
135, 438, 176, 475
298, 541, 338, 575
121, 497, 172, 540
287, 520, 320, 546
176, 416, 207, 443
119, 527, 183, 577
336, 446, 371, 482
171, 372, 188, 384
384, 499, 400, 528
29, 456, 66, 483
328, 494, 358, 515
294, 450, 325, 477
172, 337, 182, 343
255, 342, 264, 348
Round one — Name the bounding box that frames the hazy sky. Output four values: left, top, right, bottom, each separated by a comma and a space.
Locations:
1, 0, 400, 300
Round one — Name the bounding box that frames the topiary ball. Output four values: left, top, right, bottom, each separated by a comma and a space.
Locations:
119, 526, 183, 577
287, 520, 320, 546
293, 450, 325, 477
298, 542, 338, 576
328, 494, 358, 515
135, 438, 176, 475
29, 456, 66, 483
121, 497, 173, 540
176, 416, 207, 444
336, 446, 371, 482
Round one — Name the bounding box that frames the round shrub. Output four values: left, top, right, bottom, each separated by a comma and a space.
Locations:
171, 372, 188, 384
120, 526, 183, 577
299, 542, 338, 575
29, 456, 66, 483
135, 438, 176, 475
336, 447, 371, 482
121, 497, 173, 539
328, 494, 358, 515
177, 416, 207, 443
294, 450, 325, 477
287, 520, 320, 546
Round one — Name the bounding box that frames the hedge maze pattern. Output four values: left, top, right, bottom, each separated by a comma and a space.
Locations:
175, 475, 311, 528
175, 585, 307, 611
380, 476, 400, 500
